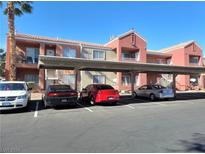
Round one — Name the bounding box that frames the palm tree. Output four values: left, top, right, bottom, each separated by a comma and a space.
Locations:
1, 1, 33, 80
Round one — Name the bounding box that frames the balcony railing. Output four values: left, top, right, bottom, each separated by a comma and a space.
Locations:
17, 57, 39, 64
121, 57, 139, 62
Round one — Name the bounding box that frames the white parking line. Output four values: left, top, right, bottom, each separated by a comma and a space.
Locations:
117, 102, 135, 109
125, 104, 135, 109
77, 103, 93, 113
34, 101, 39, 118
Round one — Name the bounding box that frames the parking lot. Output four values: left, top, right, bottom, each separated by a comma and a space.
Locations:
1, 92, 205, 152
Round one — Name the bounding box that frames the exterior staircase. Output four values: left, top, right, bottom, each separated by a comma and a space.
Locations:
158, 74, 173, 87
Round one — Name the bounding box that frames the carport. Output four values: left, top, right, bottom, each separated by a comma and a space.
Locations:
38, 55, 205, 96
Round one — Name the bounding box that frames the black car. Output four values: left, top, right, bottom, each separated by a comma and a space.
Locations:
43, 84, 78, 108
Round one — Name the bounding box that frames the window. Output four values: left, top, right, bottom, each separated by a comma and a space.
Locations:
122, 74, 131, 86
46, 69, 58, 80
24, 74, 39, 84
95, 85, 114, 90
49, 85, 72, 91
64, 48, 76, 58
46, 49, 55, 56
26, 48, 39, 64
122, 51, 139, 61
166, 58, 172, 64
189, 56, 199, 64
93, 50, 105, 60
63, 74, 76, 89
156, 59, 163, 64
122, 74, 137, 86
93, 75, 105, 84
139, 85, 147, 90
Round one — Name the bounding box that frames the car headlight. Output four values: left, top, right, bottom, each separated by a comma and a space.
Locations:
17, 95, 27, 99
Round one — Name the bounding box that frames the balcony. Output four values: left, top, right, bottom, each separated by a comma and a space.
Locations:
121, 51, 139, 62
16, 56, 38, 69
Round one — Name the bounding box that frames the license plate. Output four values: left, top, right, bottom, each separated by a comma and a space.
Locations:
2, 102, 11, 106
61, 99, 67, 102
108, 96, 114, 100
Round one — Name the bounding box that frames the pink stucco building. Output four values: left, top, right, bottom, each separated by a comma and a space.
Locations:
5, 30, 205, 91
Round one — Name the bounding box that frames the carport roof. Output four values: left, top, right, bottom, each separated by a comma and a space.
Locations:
38, 55, 205, 74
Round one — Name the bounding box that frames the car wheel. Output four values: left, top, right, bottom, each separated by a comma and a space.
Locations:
150, 94, 155, 101
132, 92, 137, 98
90, 96, 95, 105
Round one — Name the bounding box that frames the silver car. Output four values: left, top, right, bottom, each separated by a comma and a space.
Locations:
132, 84, 175, 101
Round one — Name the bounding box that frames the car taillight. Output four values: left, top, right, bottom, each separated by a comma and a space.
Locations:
69, 92, 77, 96
48, 92, 59, 97
48, 92, 77, 97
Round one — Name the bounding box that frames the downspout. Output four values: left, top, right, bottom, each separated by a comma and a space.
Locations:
79, 43, 83, 91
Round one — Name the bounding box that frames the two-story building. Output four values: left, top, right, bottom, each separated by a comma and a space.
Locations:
5, 30, 205, 91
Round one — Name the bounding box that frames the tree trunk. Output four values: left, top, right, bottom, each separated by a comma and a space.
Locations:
8, 1, 16, 81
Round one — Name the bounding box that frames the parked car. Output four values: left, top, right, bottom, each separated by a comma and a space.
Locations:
80, 84, 120, 105
0, 81, 31, 110
132, 84, 175, 101
43, 84, 78, 108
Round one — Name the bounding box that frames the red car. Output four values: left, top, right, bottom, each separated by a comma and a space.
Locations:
80, 84, 120, 105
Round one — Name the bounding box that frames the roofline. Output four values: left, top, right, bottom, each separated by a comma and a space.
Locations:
15, 33, 111, 50
185, 41, 203, 51
147, 51, 172, 57
104, 30, 146, 46
158, 40, 203, 53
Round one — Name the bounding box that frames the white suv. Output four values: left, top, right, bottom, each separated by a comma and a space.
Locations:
0, 81, 31, 110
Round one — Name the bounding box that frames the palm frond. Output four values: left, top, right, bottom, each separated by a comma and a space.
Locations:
20, 2, 33, 13
14, 8, 23, 16
3, 8, 8, 15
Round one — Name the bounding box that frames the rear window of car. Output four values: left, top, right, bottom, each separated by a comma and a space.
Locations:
153, 85, 165, 89
96, 85, 114, 90
49, 85, 72, 91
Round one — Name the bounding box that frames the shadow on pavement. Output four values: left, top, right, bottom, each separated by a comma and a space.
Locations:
176, 92, 205, 100
0, 100, 44, 114
167, 133, 205, 152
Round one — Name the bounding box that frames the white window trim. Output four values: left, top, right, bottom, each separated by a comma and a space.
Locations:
92, 50, 106, 60
63, 48, 77, 58
45, 69, 58, 80
121, 51, 140, 61
25, 47, 39, 64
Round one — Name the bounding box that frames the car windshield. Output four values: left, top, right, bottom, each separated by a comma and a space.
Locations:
0, 83, 26, 91
153, 85, 165, 89
49, 85, 72, 91
96, 85, 114, 90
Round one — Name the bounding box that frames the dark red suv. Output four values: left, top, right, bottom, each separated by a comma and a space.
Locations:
80, 84, 120, 105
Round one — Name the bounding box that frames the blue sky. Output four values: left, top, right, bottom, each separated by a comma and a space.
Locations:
1, 1, 205, 55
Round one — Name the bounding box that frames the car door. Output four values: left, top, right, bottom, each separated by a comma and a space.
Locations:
137, 85, 147, 97
144, 85, 153, 97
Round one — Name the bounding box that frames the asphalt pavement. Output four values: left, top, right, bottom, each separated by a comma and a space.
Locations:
1, 96, 205, 152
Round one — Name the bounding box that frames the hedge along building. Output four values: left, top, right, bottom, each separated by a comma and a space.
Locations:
5, 30, 205, 91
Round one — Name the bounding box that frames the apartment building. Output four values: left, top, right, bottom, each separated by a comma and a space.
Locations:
5, 30, 205, 91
